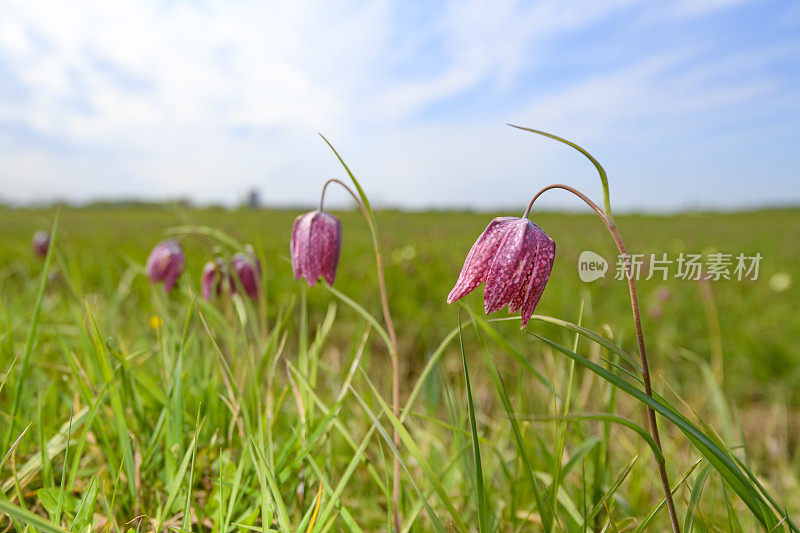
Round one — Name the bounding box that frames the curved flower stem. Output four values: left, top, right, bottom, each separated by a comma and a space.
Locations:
320, 178, 402, 532
525, 183, 681, 533
509, 124, 615, 227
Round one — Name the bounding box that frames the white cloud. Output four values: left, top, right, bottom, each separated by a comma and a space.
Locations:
0, 0, 796, 210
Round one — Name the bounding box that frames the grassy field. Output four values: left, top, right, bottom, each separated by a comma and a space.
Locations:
1, 204, 799, 531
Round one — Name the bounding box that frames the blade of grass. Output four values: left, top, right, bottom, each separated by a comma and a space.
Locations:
3, 210, 59, 454
586, 455, 638, 524
224, 445, 249, 529
350, 388, 447, 533
0, 498, 67, 533
531, 315, 641, 372
70, 475, 99, 531
529, 331, 785, 530
155, 421, 203, 531
684, 462, 713, 533
105, 445, 129, 533
322, 285, 391, 350
357, 371, 467, 531
318, 134, 374, 220
300, 450, 363, 532
457, 310, 488, 532
2, 407, 89, 494
54, 410, 73, 526
181, 408, 202, 532
635, 460, 702, 533
305, 482, 323, 533
518, 413, 664, 464
67, 382, 110, 491
562, 437, 600, 481
552, 301, 584, 521
84, 304, 135, 496
249, 434, 291, 532
463, 306, 554, 531
0, 423, 31, 472
471, 311, 553, 391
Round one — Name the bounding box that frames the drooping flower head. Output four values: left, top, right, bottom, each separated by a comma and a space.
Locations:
290, 210, 342, 287
32, 230, 50, 258
231, 248, 262, 299
447, 217, 555, 328
146, 240, 185, 293
201, 259, 225, 300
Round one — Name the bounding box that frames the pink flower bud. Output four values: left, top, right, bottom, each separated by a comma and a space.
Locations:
32, 230, 50, 258
231, 250, 261, 299
447, 217, 555, 328
146, 240, 185, 293
290, 211, 342, 287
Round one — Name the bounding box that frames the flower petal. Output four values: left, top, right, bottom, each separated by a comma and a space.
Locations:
233, 252, 260, 299
310, 212, 342, 286
162, 250, 185, 293
483, 219, 537, 314
520, 226, 556, 328
447, 217, 516, 304
290, 212, 315, 283
506, 256, 535, 314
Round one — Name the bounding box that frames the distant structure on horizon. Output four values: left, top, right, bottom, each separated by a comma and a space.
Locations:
246, 188, 260, 209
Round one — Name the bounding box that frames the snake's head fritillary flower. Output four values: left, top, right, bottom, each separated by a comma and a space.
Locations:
447, 217, 555, 328
231, 248, 262, 299
201, 259, 225, 300
32, 230, 50, 258
146, 240, 185, 293
290, 210, 342, 287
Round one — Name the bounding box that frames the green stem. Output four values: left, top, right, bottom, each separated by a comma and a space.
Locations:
525, 183, 681, 533
510, 124, 615, 227
319, 177, 402, 532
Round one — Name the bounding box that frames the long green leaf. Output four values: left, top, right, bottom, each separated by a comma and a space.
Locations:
464, 307, 554, 531
458, 311, 488, 532
636, 460, 702, 533
156, 425, 202, 531
3, 210, 59, 453
318, 133, 374, 219
322, 285, 392, 350
508, 125, 614, 222
250, 435, 291, 532
350, 389, 447, 533
529, 332, 784, 530
357, 373, 467, 531
518, 413, 663, 464
586, 455, 638, 523
0, 498, 67, 533
685, 463, 713, 532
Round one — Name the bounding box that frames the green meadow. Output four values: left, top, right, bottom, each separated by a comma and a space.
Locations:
1, 205, 799, 531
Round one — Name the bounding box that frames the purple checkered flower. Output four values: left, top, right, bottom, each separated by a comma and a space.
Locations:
146, 240, 185, 293
447, 217, 555, 328
231, 250, 262, 299
290, 210, 342, 287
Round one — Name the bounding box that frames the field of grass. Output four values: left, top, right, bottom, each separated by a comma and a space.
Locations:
1, 204, 799, 531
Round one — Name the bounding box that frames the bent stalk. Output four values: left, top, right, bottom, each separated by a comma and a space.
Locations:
524, 182, 681, 533
320, 178, 402, 532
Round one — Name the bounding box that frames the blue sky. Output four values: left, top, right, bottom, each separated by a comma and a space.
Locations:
0, 0, 798, 211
